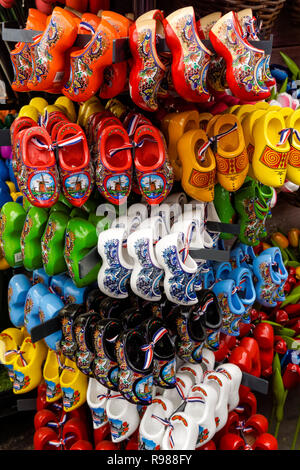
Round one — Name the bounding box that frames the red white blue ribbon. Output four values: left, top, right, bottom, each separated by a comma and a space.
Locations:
126, 114, 147, 137
5, 349, 27, 366
141, 327, 168, 370
48, 435, 74, 449
198, 122, 238, 160
97, 391, 111, 402
47, 413, 68, 429
151, 415, 174, 449
245, 17, 260, 40
31, 133, 84, 152
232, 277, 246, 295
108, 137, 157, 158
194, 297, 214, 321
276, 127, 300, 146
79, 21, 95, 34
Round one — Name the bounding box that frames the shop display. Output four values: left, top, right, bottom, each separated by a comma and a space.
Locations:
0, 0, 299, 454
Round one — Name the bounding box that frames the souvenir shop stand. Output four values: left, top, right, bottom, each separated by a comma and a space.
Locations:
0, 0, 299, 453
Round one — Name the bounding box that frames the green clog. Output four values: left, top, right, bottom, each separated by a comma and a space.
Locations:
0, 202, 26, 267
41, 210, 70, 276
20, 207, 49, 271
50, 201, 70, 215
213, 183, 236, 240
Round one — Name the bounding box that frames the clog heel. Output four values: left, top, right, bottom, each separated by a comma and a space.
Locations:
196, 12, 222, 40
212, 114, 249, 192
60, 358, 88, 412
43, 349, 64, 402
177, 129, 216, 202
28, 7, 78, 92
63, 19, 118, 102
285, 109, 300, 186
252, 111, 290, 187
162, 110, 199, 181
13, 337, 47, 394
163, 7, 212, 103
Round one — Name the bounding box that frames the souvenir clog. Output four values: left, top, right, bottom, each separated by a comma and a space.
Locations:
162, 110, 199, 181
60, 358, 88, 412
115, 329, 154, 405
86, 378, 110, 444
129, 16, 166, 112
185, 383, 218, 449
211, 114, 249, 192
72, 311, 99, 377
177, 128, 216, 202
63, 278, 88, 305
285, 109, 300, 186
197, 12, 222, 40
203, 371, 231, 431
38, 293, 64, 350
8, 274, 32, 327
177, 362, 204, 384
56, 123, 94, 207
20, 206, 49, 271
164, 7, 212, 103
155, 231, 198, 306
242, 109, 268, 174
28, 8, 78, 92
43, 349, 64, 402
227, 267, 256, 325
162, 372, 194, 410
161, 411, 198, 450
209, 11, 270, 102
133, 125, 174, 205
0, 327, 25, 382
252, 111, 290, 187
95, 124, 132, 205
97, 226, 133, 299
0, 202, 26, 267
19, 126, 60, 208
106, 391, 140, 443
41, 210, 70, 276
139, 396, 175, 450
24, 282, 49, 334
212, 279, 245, 336
215, 363, 242, 412
13, 336, 47, 394
59, 304, 85, 362
63, 19, 118, 102
10, 116, 36, 182
260, 247, 288, 304
252, 248, 282, 308
32, 267, 51, 287
200, 347, 215, 373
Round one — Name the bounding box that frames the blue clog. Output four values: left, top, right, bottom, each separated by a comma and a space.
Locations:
32, 268, 52, 287
24, 283, 49, 334
63, 277, 88, 305
212, 279, 245, 336
253, 248, 282, 308
39, 293, 64, 350
50, 273, 70, 298
8, 274, 32, 327
227, 267, 256, 324
213, 262, 232, 282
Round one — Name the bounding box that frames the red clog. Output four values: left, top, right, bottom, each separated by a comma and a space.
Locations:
19, 126, 60, 208
62, 416, 89, 447
34, 426, 61, 450
219, 433, 246, 450
70, 440, 93, 450
133, 124, 174, 205
56, 122, 94, 207
10, 116, 36, 183
252, 433, 278, 450
253, 322, 274, 349
239, 337, 261, 377
95, 124, 132, 205
163, 7, 212, 103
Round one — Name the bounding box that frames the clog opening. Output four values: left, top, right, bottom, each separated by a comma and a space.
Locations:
0, 336, 15, 364
104, 321, 122, 361
148, 320, 174, 358
194, 139, 213, 168
27, 134, 54, 167
126, 331, 149, 371
44, 351, 60, 381
134, 139, 159, 169
188, 309, 206, 341
58, 129, 87, 169
217, 123, 239, 153
238, 275, 255, 303
15, 340, 31, 367
231, 289, 244, 313
104, 132, 131, 170
267, 117, 284, 147
184, 119, 198, 133
88, 379, 106, 404
170, 418, 188, 449
204, 298, 222, 329
108, 395, 126, 416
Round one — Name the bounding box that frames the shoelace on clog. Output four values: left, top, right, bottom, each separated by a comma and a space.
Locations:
151, 415, 175, 449
5, 348, 27, 366
197, 122, 238, 161
31, 133, 84, 154
108, 137, 157, 158
277, 128, 300, 146
47, 413, 68, 429
48, 435, 74, 449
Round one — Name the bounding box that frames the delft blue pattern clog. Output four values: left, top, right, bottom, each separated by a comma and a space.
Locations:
39, 293, 64, 350
24, 283, 49, 334
227, 267, 256, 324
8, 274, 32, 327
212, 279, 245, 336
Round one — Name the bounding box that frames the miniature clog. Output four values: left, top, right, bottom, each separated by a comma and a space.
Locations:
133, 124, 174, 205
0, 327, 25, 382
13, 336, 47, 394
60, 358, 88, 412
41, 210, 70, 276
161, 411, 198, 450
139, 396, 175, 450
43, 349, 64, 402
38, 293, 64, 350
212, 279, 245, 337
24, 282, 49, 334
106, 391, 140, 443
20, 206, 49, 271
8, 274, 32, 327
164, 7, 212, 103
203, 371, 231, 431
252, 111, 290, 187
0, 202, 26, 267
97, 226, 133, 299
86, 378, 110, 445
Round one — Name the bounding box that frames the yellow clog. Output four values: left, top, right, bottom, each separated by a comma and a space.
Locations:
242, 109, 268, 177
268, 105, 281, 111
177, 129, 216, 202
285, 108, 300, 185
0, 327, 24, 382
105, 98, 127, 120
55, 96, 77, 122
60, 358, 87, 412
43, 349, 63, 403
198, 112, 213, 131
252, 110, 290, 187
77, 97, 104, 129
18, 105, 39, 122
206, 114, 221, 138
5, 181, 16, 194
29, 97, 49, 114
227, 105, 240, 114
212, 114, 249, 191
255, 102, 270, 110
165, 110, 200, 181
43, 104, 65, 117
278, 106, 294, 121
11, 192, 23, 202
13, 336, 47, 394
234, 104, 257, 124
161, 112, 177, 141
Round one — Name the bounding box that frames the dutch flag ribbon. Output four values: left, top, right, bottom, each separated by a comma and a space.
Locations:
231, 277, 247, 295
79, 22, 95, 34
126, 115, 146, 137
276, 127, 300, 146
179, 222, 197, 263
47, 413, 68, 429
151, 415, 175, 449
48, 435, 74, 448
198, 122, 238, 160
55, 353, 74, 372
97, 392, 111, 402
31, 133, 84, 152
108, 137, 157, 158
194, 297, 215, 321
141, 327, 168, 370
5, 349, 27, 366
